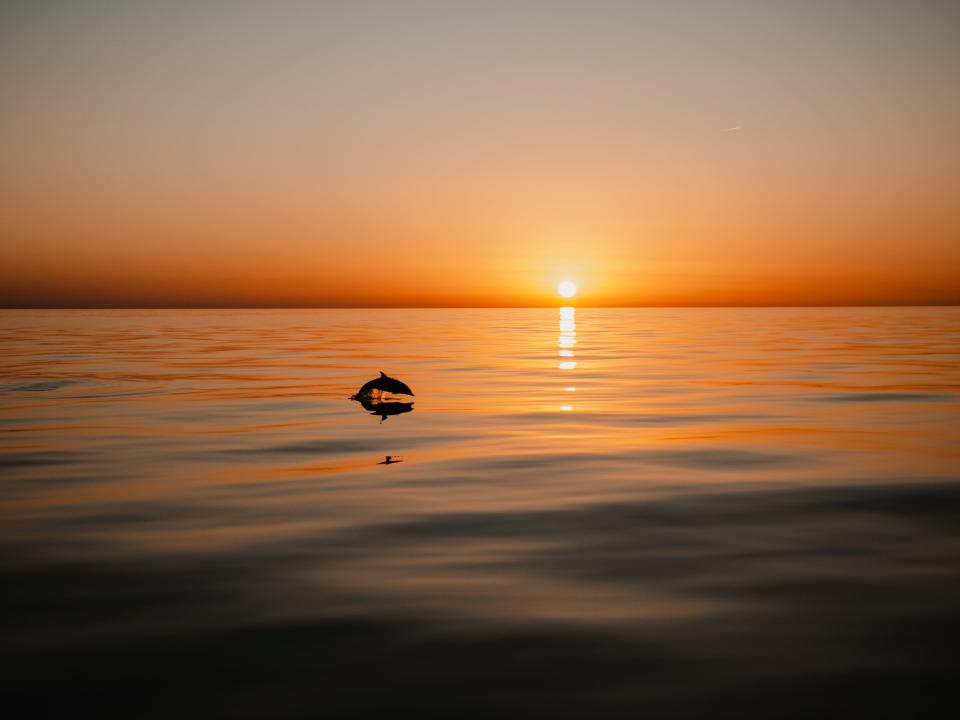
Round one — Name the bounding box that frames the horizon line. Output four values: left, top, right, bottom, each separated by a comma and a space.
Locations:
2, 303, 958, 310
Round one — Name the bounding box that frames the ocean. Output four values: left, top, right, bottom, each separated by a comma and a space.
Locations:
2, 307, 959, 717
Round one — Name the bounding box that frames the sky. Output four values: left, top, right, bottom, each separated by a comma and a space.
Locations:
1, 0, 958, 307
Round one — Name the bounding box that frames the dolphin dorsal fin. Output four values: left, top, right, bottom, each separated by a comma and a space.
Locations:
380, 371, 387, 378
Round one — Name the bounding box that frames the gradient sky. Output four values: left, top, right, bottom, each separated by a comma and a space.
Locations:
1, 0, 958, 307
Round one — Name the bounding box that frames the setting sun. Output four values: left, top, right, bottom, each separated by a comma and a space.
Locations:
557, 280, 577, 299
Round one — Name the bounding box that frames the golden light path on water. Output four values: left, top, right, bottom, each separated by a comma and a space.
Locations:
559, 306, 577, 411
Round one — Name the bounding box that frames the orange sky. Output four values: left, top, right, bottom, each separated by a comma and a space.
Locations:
1, 1, 958, 307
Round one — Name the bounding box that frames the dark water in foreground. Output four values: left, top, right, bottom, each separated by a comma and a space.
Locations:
2, 307, 959, 717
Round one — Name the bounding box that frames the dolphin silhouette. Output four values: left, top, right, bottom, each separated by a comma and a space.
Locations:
352, 371, 414, 399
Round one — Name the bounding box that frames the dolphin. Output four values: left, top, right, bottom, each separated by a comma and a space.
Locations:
352, 371, 414, 399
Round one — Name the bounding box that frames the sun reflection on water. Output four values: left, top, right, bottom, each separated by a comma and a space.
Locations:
558, 306, 577, 409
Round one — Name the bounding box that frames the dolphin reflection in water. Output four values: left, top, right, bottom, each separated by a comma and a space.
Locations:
350, 371, 415, 423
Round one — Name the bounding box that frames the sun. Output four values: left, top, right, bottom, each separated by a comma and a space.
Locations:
557, 280, 577, 299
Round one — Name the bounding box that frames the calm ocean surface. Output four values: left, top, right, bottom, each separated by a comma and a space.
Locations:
2, 307, 959, 717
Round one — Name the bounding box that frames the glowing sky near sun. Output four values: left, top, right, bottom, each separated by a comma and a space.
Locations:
1, 1, 958, 307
